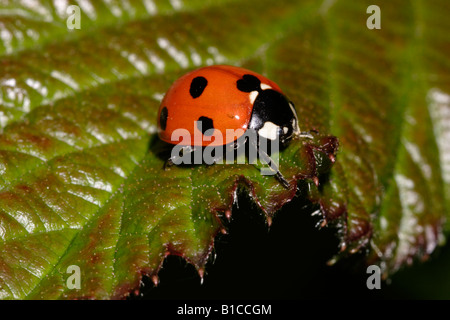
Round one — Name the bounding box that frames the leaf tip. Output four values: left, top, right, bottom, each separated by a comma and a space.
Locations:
198, 268, 205, 285
312, 176, 319, 187
225, 209, 232, 221
151, 274, 160, 287
267, 216, 273, 227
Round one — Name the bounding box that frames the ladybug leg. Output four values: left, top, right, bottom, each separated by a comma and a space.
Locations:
257, 146, 290, 189
163, 146, 195, 170
275, 171, 290, 189
163, 157, 174, 170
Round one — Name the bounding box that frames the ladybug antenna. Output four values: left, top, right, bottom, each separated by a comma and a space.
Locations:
236, 74, 262, 93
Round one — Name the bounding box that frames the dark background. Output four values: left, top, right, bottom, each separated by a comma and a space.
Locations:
131, 191, 450, 300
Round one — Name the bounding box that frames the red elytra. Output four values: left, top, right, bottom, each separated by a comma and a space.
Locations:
157, 65, 295, 147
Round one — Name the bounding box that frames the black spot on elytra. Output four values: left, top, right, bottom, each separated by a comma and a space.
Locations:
197, 116, 214, 136
236, 74, 261, 92
190, 76, 208, 98
160, 106, 168, 130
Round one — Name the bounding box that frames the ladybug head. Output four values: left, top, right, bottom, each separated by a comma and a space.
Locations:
245, 88, 300, 148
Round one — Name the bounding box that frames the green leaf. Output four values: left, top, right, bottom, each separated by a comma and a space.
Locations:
0, 0, 337, 299
0, 0, 449, 300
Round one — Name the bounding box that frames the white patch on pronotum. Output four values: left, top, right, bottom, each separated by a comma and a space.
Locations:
260, 83, 272, 90
258, 121, 280, 140
249, 91, 258, 104
283, 127, 289, 134
289, 102, 300, 134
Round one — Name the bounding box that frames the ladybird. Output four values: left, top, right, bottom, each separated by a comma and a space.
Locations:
157, 65, 306, 188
